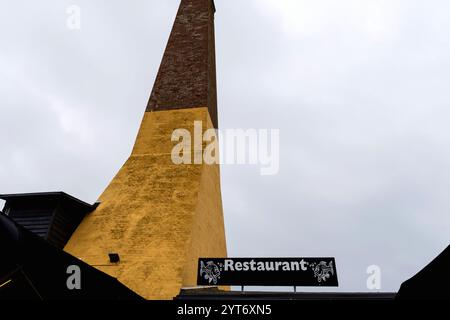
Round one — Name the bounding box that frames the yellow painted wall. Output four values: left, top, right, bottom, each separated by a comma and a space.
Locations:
64, 107, 227, 300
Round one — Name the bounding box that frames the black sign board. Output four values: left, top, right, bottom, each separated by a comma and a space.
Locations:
198, 258, 338, 287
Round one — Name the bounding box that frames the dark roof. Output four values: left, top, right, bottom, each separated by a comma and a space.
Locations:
0, 192, 98, 249
176, 288, 396, 301
397, 245, 450, 300
0, 192, 96, 209
0, 212, 143, 300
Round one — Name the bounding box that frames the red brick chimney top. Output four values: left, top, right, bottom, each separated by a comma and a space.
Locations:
146, 0, 219, 128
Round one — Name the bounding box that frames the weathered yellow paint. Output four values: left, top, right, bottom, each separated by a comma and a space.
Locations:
64, 107, 227, 300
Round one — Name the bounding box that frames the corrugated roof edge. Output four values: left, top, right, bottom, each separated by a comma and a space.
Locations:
0, 192, 98, 210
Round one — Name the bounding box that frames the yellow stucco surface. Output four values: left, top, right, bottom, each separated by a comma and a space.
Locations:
64, 107, 227, 300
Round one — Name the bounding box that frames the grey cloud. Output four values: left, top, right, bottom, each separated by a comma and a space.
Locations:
1, 0, 449, 292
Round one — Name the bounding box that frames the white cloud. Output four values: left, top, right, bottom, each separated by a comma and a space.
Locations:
258, 0, 401, 40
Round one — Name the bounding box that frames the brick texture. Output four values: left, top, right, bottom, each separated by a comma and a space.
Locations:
146, 0, 218, 128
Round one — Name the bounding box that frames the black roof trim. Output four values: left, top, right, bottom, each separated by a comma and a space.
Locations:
176, 288, 397, 301
0, 192, 97, 210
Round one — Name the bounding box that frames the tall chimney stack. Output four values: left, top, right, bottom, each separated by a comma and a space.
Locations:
65, 0, 227, 300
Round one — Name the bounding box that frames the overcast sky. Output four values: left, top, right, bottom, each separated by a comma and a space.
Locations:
1, 0, 450, 292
